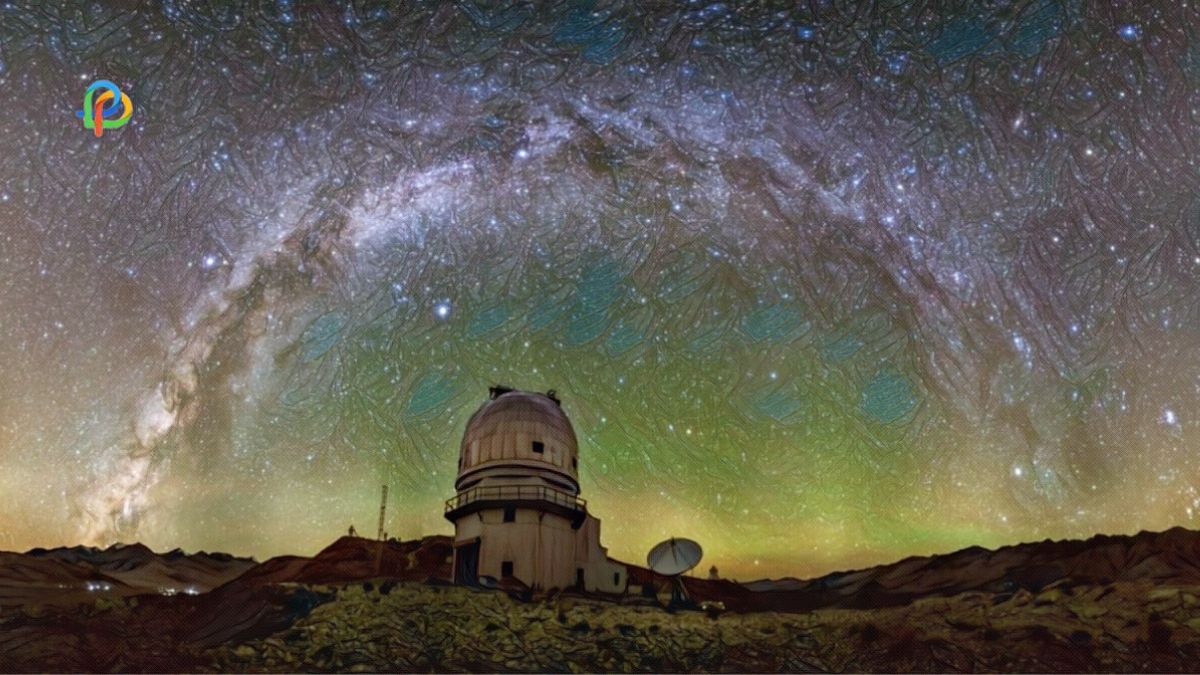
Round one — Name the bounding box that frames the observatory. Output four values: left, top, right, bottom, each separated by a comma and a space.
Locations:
444, 386, 627, 593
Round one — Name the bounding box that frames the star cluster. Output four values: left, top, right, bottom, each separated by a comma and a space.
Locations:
1, 1, 1199, 579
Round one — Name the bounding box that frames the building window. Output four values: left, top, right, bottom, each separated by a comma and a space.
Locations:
614, 572, 620, 586
572, 457, 578, 469
576, 568, 585, 588
501, 561, 514, 578
503, 506, 516, 522
532, 441, 544, 453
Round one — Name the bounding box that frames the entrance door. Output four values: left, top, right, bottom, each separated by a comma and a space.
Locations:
455, 541, 480, 586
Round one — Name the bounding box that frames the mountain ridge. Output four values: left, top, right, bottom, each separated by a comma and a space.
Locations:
725, 525, 1200, 611
745, 526, 1198, 587
7, 525, 1200, 613
0, 540, 257, 606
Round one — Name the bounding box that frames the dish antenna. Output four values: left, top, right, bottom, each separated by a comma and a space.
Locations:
646, 537, 703, 608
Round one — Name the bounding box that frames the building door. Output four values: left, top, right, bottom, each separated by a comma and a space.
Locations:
455, 541, 480, 586
576, 568, 585, 590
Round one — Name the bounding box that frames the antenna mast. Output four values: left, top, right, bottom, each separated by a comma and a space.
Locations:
376, 484, 388, 540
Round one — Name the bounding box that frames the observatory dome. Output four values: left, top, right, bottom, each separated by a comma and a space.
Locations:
456, 386, 579, 491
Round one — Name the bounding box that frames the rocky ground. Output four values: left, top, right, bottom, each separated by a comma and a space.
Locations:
199, 580, 1200, 673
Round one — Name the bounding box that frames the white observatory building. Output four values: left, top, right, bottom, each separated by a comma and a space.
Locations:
445, 386, 627, 593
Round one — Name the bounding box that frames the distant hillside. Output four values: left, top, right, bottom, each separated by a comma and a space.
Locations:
0, 543, 255, 607
733, 526, 1200, 611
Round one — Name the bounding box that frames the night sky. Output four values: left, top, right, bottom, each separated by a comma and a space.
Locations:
2, 1, 1200, 580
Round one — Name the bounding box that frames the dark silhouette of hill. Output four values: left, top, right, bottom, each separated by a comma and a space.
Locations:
230, 535, 453, 587
728, 526, 1200, 611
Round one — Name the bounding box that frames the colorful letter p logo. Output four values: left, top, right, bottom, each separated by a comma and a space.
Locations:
77, 80, 133, 138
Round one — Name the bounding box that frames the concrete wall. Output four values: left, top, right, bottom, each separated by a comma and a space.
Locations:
575, 515, 627, 594
453, 508, 628, 593
454, 508, 577, 590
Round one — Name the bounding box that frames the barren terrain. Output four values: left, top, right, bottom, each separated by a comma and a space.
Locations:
4, 528, 1200, 672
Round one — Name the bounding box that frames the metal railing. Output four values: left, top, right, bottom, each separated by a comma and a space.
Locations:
445, 485, 586, 514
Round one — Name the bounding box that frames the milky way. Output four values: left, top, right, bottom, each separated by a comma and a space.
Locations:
2, 1, 1200, 579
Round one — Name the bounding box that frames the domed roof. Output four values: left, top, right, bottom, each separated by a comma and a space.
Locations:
457, 387, 579, 489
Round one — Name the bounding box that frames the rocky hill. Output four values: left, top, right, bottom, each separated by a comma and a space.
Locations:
231, 536, 452, 587
6, 527, 1200, 671
201, 576, 1200, 672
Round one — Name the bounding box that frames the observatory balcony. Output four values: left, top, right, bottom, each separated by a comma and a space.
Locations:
444, 485, 588, 528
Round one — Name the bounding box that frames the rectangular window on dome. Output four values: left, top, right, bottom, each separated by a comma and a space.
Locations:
531, 441, 544, 453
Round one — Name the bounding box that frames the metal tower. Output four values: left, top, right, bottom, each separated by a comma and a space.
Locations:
376, 484, 388, 541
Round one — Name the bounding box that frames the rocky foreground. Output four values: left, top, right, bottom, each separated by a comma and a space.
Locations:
197, 579, 1200, 673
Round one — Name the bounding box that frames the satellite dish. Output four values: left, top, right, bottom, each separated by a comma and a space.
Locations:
646, 538, 704, 609
647, 537, 703, 576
